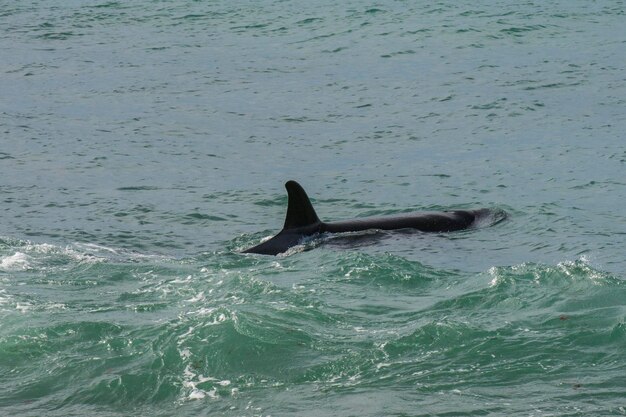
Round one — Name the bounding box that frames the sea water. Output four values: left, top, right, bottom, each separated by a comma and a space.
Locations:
1, 1, 625, 415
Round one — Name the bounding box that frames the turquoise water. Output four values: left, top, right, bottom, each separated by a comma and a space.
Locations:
1, 1, 625, 415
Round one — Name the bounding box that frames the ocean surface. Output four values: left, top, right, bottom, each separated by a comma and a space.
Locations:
1, 1, 625, 415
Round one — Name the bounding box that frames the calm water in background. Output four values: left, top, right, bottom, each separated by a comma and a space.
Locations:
1, 1, 625, 415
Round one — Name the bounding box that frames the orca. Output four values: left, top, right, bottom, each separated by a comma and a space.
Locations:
243, 180, 500, 255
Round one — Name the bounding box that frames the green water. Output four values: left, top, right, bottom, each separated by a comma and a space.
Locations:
2, 243, 625, 415
1, 0, 625, 415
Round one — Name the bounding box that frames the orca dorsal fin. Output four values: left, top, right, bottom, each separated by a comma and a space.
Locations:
283, 180, 321, 230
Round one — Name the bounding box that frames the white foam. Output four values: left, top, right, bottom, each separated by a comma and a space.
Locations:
72, 242, 120, 255
0, 252, 31, 271
20, 242, 104, 265
179, 348, 192, 359
187, 389, 206, 400
15, 302, 33, 312
185, 291, 205, 303
181, 363, 220, 401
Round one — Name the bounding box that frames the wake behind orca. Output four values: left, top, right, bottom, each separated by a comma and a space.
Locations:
243, 180, 503, 255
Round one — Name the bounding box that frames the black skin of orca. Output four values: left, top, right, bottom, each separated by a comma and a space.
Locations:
243, 180, 494, 256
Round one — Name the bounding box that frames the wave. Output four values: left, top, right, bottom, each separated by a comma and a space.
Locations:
1, 237, 625, 415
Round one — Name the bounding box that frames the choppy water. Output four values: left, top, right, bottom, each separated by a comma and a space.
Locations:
1, 1, 625, 416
